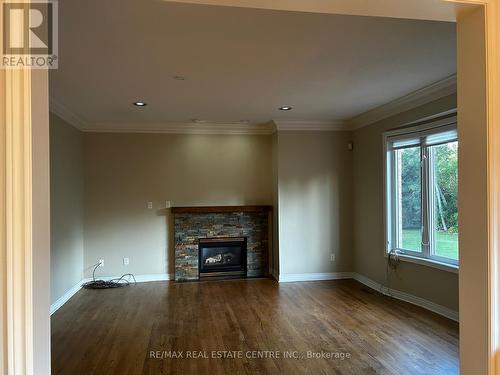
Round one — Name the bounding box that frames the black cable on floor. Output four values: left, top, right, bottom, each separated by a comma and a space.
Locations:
82, 262, 137, 289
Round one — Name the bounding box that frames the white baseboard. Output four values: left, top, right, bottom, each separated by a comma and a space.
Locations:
51, 272, 458, 322
351, 272, 459, 322
50, 273, 173, 315
130, 273, 173, 282
81, 273, 173, 283
276, 271, 458, 321
50, 281, 83, 315
278, 272, 353, 283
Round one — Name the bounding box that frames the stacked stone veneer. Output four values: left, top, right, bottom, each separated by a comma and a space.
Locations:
174, 211, 269, 281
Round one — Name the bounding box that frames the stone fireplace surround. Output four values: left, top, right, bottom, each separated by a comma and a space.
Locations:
173, 206, 271, 281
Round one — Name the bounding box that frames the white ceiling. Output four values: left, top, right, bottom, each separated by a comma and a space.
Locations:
49, 0, 456, 130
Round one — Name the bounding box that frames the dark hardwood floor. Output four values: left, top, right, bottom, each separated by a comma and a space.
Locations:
51, 279, 458, 375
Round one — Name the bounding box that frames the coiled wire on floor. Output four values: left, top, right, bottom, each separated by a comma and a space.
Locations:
82, 262, 137, 289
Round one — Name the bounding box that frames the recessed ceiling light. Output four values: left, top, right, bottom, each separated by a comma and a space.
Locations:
133, 101, 147, 107
279, 105, 293, 111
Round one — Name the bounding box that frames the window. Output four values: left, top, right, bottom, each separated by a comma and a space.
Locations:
384, 117, 458, 267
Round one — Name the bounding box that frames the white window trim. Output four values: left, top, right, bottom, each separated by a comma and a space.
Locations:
383, 114, 459, 272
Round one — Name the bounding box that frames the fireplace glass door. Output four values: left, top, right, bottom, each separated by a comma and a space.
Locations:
198, 238, 247, 278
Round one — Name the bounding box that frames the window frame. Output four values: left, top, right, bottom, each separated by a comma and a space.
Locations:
383, 115, 459, 271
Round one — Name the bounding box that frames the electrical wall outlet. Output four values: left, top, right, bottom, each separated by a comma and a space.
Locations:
330, 253, 336, 262
147, 201, 153, 209
165, 200, 171, 208
98, 259, 104, 267
123, 257, 129, 265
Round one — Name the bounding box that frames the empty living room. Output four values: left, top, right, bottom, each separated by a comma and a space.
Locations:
2, 1, 500, 375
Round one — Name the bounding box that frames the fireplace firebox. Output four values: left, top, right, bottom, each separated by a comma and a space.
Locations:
198, 237, 247, 279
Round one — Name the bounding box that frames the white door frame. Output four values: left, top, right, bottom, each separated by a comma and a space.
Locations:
1, 0, 498, 374
0, 2, 50, 374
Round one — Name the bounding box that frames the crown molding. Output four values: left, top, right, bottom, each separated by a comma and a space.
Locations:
347, 74, 457, 130
82, 121, 275, 135
49, 96, 88, 130
50, 73, 456, 135
85, 120, 348, 134
273, 120, 348, 131
48, 97, 274, 134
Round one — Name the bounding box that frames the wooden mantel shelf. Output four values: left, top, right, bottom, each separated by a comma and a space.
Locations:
171, 205, 272, 214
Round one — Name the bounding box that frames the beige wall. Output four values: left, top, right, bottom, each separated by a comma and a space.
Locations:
352, 94, 459, 311
52, 103, 461, 313
50, 114, 85, 304
277, 131, 353, 276
272, 132, 279, 276
83, 132, 273, 277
